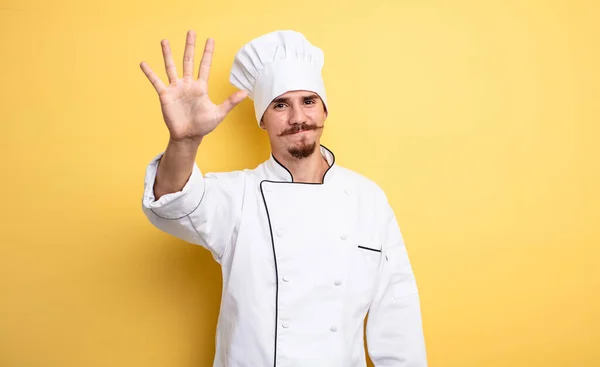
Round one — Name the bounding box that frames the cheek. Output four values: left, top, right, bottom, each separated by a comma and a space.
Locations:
275, 112, 290, 127
271, 116, 286, 132
265, 110, 288, 123
263, 112, 289, 135
307, 110, 326, 122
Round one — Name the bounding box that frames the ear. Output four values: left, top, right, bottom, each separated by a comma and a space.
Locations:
259, 118, 265, 129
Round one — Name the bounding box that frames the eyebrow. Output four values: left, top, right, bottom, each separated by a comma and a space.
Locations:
272, 94, 319, 104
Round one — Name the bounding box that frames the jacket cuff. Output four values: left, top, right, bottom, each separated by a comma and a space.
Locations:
141, 152, 205, 220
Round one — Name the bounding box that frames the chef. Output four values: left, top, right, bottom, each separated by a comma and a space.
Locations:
140, 29, 428, 367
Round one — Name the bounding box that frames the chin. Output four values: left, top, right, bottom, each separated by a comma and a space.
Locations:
287, 139, 317, 159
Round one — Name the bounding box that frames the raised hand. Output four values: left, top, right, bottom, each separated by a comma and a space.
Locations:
140, 30, 248, 143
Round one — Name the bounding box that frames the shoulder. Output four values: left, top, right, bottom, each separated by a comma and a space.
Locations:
202, 169, 251, 192
204, 169, 247, 181
334, 165, 389, 204
334, 165, 397, 236
203, 163, 271, 187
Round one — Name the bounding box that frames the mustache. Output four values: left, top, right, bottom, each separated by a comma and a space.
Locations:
280, 122, 324, 136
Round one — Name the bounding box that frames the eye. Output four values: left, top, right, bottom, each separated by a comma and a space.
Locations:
274, 103, 286, 109
304, 99, 315, 105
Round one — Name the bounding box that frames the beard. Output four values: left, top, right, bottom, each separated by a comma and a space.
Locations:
280, 122, 322, 159
288, 140, 317, 159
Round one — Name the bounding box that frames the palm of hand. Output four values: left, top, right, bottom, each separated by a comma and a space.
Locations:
140, 30, 248, 142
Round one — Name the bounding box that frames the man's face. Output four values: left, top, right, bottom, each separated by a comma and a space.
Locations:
260, 90, 328, 159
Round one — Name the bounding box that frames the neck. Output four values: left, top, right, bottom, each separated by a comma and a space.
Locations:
273, 145, 330, 183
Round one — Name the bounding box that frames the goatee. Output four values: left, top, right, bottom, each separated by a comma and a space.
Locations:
288, 141, 317, 159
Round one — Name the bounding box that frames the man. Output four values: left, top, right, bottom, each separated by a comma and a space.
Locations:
139, 29, 428, 367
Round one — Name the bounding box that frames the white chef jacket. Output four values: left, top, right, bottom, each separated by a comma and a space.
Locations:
141, 145, 428, 367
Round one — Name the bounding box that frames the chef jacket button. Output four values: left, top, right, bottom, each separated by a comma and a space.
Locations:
340, 234, 347, 241
282, 321, 290, 328
276, 229, 285, 237
282, 276, 290, 282
330, 325, 338, 332
334, 280, 342, 286
344, 187, 352, 195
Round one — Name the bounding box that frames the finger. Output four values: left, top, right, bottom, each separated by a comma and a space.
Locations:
182, 30, 196, 80
140, 61, 167, 95
219, 90, 248, 116
198, 38, 214, 82
161, 39, 178, 84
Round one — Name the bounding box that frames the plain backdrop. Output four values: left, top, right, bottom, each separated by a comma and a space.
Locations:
1, 0, 599, 366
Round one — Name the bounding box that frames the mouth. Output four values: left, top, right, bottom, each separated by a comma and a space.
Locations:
285, 127, 316, 136
290, 129, 311, 135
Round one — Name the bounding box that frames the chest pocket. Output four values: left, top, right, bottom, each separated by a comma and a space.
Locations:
348, 240, 383, 302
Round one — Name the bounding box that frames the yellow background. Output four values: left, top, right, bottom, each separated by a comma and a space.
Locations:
1, 0, 598, 366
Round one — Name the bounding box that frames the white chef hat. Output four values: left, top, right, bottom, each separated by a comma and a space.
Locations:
229, 30, 328, 127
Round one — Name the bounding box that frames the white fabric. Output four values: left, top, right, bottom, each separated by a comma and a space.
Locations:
229, 30, 328, 126
141, 146, 428, 367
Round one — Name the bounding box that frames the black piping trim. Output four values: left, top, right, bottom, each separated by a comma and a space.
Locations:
271, 144, 336, 184
358, 245, 382, 253
149, 178, 206, 220
321, 144, 335, 182
271, 154, 294, 182
259, 143, 337, 367
259, 181, 279, 367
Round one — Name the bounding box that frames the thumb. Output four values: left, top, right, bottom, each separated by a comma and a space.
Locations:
219, 90, 248, 116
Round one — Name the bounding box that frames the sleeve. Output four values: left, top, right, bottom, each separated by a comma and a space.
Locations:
141, 152, 246, 263
365, 201, 428, 366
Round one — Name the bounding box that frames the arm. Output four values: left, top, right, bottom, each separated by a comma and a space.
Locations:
141, 146, 246, 263
138, 30, 248, 262
366, 202, 428, 366
153, 138, 202, 201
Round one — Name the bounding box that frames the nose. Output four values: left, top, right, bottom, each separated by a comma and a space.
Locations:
290, 103, 307, 125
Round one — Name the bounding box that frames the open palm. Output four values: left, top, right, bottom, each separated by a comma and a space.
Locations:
140, 30, 248, 142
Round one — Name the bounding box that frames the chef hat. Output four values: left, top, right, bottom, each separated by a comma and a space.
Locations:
229, 30, 328, 127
